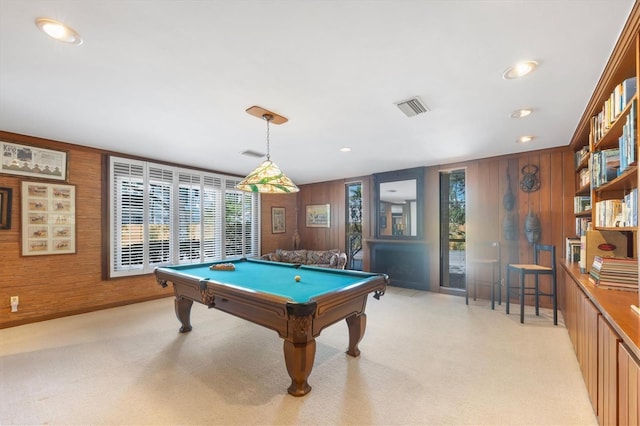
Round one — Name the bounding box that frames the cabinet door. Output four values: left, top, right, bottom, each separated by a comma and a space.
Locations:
563, 271, 578, 351
618, 343, 640, 426
598, 317, 620, 425
582, 297, 600, 411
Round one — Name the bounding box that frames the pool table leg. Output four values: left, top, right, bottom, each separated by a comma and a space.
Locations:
346, 312, 366, 357
283, 339, 316, 397
174, 297, 193, 333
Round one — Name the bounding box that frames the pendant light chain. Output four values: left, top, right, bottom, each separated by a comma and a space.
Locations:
264, 114, 272, 161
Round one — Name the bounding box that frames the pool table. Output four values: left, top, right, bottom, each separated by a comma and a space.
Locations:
154, 258, 388, 396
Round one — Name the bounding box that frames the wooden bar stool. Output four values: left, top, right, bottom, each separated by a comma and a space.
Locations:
505, 244, 557, 325
466, 241, 501, 309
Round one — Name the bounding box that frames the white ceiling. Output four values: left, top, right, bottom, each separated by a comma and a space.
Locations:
0, 0, 635, 185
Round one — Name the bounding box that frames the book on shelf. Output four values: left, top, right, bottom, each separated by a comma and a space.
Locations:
603, 148, 620, 182
622, 76, 637, 106
575, 146, 590, 169
575, 216, 591, 237
624, 188, 638, 227
590, 77, 636, 145
619, 99, 637, 173
588, 255, 638, 292
594, 199, 624, 227
578, 167, 590, 188
574, 195, 591, 213
565, 237, 581, 262
594, 192, 637, 228
590, 148, 620, 188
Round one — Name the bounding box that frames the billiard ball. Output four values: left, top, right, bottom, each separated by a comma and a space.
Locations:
294, 275, 301, 282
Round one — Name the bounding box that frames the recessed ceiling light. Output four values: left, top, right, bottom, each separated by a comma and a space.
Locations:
510, 108, 533, 118
516, 135, 535, 143
503, 61, 538, 79
340, 147, 351, 152
35, 18, 83, 45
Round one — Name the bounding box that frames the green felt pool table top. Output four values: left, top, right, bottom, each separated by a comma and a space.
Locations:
159, 258, 383, 303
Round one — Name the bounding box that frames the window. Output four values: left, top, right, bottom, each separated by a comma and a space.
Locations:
345, 182, 363, 270
109, 156, 260, 277
439, 168, 466, 290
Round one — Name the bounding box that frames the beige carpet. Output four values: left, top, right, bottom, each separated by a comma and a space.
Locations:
0, 287, 597, 425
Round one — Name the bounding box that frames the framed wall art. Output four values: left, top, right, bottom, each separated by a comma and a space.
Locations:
271, 207, 285, 234
1, 140, 68, 181
306, 204, 330, 228
0, 187, 12, 229
21, 181, 76, 256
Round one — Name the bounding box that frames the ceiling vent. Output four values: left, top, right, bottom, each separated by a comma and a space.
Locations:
241, 149, 265, 158
395, 96, 429, 117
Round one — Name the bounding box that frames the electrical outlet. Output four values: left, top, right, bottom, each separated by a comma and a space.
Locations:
10, 296, 18, 312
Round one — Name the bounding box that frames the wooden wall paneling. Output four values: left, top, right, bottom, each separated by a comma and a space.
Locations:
560, 149, 578, 311
465, 161, 479, 295
468, 158, 500, 300
477, 158, 501, 243
424, 165, 441, 291
358, 176, 372, 271
297, 180, 346, 252
549, 151, 566, 247
517, 153, 539, 307
500, 157, 521, 268
537, 152, 553, 307
542, 151, 567, 307
333, 180, 346, 252
259, 193, 299, 255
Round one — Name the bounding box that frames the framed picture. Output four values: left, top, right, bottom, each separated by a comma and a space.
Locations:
306, 204, 331, 228
272, 207, 286, 234
0, 187, 12, 229
21, 181, 76, 256
1, 140, 68, 182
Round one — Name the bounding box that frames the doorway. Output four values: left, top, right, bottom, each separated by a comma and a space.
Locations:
439, 168, 466, 292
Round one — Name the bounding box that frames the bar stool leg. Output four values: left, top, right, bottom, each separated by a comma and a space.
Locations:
497, 265, 502, 306
535, 276, 540, 317
505, 267, 510, 315
473, 268, 478, 301
552, 272, 558, 325
519, 269, 525, 324
490, 266, 495, 310
465, 276, 469, 305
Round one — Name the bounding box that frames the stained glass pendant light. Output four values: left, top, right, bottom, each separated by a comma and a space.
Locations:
236, 106, 299, 193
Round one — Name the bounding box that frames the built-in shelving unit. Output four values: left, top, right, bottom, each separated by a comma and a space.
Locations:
565, 4, 640, 423
570, 25, 639, 284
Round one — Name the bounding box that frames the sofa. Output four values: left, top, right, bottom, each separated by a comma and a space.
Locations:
260, 248, 348, 269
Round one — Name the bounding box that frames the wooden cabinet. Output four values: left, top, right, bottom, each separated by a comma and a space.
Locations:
561, 263, 640, 426
618, 343, 640, 425
598, 316, 620, 425
564, 274, 600, 414
582, 296, 600, 412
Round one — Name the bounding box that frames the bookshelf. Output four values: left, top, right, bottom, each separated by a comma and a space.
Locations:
570, 26, 639, 310
564, 8, 640, 420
